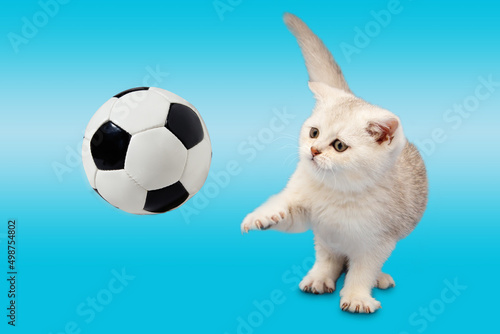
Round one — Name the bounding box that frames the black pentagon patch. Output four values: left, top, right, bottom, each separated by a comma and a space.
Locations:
144, 181, 189, 213
114, 87, 150, 98
166, 103, 204, 149
90, 121, 131, 170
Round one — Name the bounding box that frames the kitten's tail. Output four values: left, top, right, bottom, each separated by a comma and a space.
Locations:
283, 13, 351, 93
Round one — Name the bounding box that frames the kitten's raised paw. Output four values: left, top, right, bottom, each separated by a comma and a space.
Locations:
299, 273, 335, 294
376, 272, 395, 289
241, 208, 288, 233
340, 294, 381, 314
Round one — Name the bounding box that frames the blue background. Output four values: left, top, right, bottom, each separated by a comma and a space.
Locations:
1, 0, 499, 333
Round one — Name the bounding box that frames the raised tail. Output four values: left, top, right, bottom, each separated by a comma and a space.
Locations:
283, 13, 351, 93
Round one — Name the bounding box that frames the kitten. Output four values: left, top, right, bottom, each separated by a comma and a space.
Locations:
241, 13, 428, 313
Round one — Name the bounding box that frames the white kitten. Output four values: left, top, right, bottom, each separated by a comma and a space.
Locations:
241, 13, 428, 314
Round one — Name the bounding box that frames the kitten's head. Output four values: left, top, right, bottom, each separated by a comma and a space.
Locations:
299, 82, 406, 192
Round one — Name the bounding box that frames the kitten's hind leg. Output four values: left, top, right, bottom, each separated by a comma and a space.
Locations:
300, 239, 345, 294
376, 272, 395, 289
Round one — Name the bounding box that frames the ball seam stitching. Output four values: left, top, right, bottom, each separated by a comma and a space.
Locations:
124, 169, 146, 191
130, 124, 164, 136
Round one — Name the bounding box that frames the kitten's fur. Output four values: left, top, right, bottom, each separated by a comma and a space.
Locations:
241, 13, 428, 313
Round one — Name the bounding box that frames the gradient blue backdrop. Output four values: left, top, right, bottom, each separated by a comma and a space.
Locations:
1, 0, 499, 333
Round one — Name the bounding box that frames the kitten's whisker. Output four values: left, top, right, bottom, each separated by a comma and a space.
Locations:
282, 151, 299, 166
274, 134, 298, 140
279, 144, 299, 150
271, 135, 298, 144
284, 156, 299, 167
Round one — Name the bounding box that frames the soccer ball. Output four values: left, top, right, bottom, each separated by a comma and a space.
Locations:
82, 87, 212, 214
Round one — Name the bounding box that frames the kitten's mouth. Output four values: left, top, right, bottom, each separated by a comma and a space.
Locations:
310, 156, 329, 171
304, 153, 323, 169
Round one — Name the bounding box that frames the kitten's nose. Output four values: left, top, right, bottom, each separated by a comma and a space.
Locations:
311, 146, 321, 157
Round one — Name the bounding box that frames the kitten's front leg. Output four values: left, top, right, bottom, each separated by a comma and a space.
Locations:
241, 192, 308, 233
339, 243, 395, 314
300, 238, 345, 294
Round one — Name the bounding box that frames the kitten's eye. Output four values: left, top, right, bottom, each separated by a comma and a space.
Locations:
332, 139, 348, 152
310, 127, 319, 138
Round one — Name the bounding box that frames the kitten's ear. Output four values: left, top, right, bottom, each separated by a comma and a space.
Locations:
367, 118, 399, 144
308, 81, 350, 101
